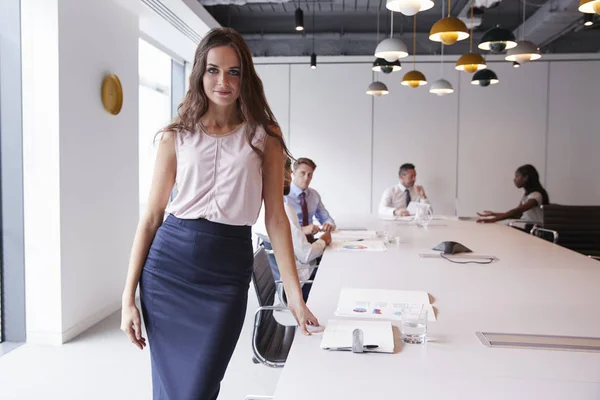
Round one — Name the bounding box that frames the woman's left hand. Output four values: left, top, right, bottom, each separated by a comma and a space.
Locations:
288, 300, 319, 336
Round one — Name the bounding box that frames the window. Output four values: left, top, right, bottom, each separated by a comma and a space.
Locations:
138, 39, 173, 219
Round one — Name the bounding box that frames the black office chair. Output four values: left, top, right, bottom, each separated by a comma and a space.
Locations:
255, 232, 316, 304
531, 204, 600, 260
250, 247, 296, 368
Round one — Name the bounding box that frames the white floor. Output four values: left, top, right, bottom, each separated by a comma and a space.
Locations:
0, 285, 288, 400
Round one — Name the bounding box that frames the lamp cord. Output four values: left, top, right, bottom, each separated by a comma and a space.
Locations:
413, 14, 416, 68
469, 0, 474, 51
440, 253, 496, 264
312, 1, 315, 52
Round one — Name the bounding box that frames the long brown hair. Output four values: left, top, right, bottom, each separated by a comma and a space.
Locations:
161, 28, 291, 161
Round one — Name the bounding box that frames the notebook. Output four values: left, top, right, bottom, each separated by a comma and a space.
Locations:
320, 319, 395, 353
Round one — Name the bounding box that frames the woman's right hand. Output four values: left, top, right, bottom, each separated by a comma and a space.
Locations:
121, 301, 147, 350
287, 299, 320, 336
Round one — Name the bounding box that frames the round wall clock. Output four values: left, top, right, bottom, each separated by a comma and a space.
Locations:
101, 74, 123, 115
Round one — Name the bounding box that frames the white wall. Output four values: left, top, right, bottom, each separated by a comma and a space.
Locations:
58, 0, 140, 340
290, 63, 373, 215
255, 64, 291, 144
457, 61, 549, 215
373, 63, 459, 216
255, 56, 600, 218
546, 60, 600, 205
22, 0, 139, 344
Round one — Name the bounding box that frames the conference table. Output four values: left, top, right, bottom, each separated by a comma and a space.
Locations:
273, 215, 600, 399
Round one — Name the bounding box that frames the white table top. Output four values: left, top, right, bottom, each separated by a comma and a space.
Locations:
273, 216, 600, 400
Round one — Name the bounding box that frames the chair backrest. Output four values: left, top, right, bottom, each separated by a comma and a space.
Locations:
255, 232, 282, 281
541, 204, 600, 257
251, 247, 277, 307
250, 247, 295, 368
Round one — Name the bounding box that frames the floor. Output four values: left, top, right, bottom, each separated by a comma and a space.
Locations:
0, 285, 290, 400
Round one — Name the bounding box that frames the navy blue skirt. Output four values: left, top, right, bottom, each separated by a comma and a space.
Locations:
140, 215, 253, 400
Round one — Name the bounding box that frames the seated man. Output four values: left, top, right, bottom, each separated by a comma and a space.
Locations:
285, 157, 336, 242
283, 158, 331, 301
379, 163, 430, 217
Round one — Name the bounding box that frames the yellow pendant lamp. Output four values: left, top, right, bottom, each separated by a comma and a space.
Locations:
456, 2, 486, 73
430, 0, 469, 45
402, 15, 427, 88
579, 0, 600, 14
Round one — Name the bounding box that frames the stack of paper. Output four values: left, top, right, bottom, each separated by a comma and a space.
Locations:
334, 288, 436, 322
331, 230, 377, 241
320, 319, 395, 353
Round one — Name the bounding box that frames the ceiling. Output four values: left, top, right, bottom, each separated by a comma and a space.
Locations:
199, 0, 600, 57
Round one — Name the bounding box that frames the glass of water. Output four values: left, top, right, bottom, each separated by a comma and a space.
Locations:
400, 307, 428, 344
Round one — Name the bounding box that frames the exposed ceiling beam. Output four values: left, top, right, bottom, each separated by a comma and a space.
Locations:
511, 0, 582, 47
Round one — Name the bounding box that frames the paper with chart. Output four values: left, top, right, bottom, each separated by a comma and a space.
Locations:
320, 319, 395, 353
329, 240, 387, 252
334, 288, 436, 322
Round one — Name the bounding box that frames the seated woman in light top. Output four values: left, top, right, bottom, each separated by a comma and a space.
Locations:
477, 164, 549, 225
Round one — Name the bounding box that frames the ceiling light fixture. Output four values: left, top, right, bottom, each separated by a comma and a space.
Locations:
366, 81, 390, 96
430, 0, 469, 45
373, 58, 402, 73
402, 14, 427, 88
471, 69, 499, 87
578, 0, 600, 14
431, 0, 454, 96
505, 0, 541, 63
295, 8, 304, 31
584, 13, 594, 25
456, 2, 487, 73
372, 11, 402, 73
385, 0, 434, 16
478, 25, 517, 53
375, 11, 409, 62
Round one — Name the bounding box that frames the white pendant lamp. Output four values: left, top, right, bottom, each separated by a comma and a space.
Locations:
430, 79, 454, 95
366, 81, 390, 96
385, 0, 434, 16
504, 0, 541, 63
430, 1, 454, 96
375, 11, 409, 62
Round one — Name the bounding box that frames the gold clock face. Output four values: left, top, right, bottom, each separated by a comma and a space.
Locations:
101, 74, 123, 115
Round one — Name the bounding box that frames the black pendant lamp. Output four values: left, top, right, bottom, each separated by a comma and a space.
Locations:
471, 69, 499, 87
295, 8, 304, 31
478, 26, 517, 53
372, 58, 402, 73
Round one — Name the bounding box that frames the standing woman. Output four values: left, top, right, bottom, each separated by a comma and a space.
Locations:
120, 28, 318, 400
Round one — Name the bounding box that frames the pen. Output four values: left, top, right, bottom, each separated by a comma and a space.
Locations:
325, 345, 379, 351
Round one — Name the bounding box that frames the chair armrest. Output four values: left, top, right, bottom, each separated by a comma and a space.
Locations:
297, 265, 318, 271
274, 280, 314, 285
274, 280, 314, 307
508, 219, 531, 227
531, 226, 559, 243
